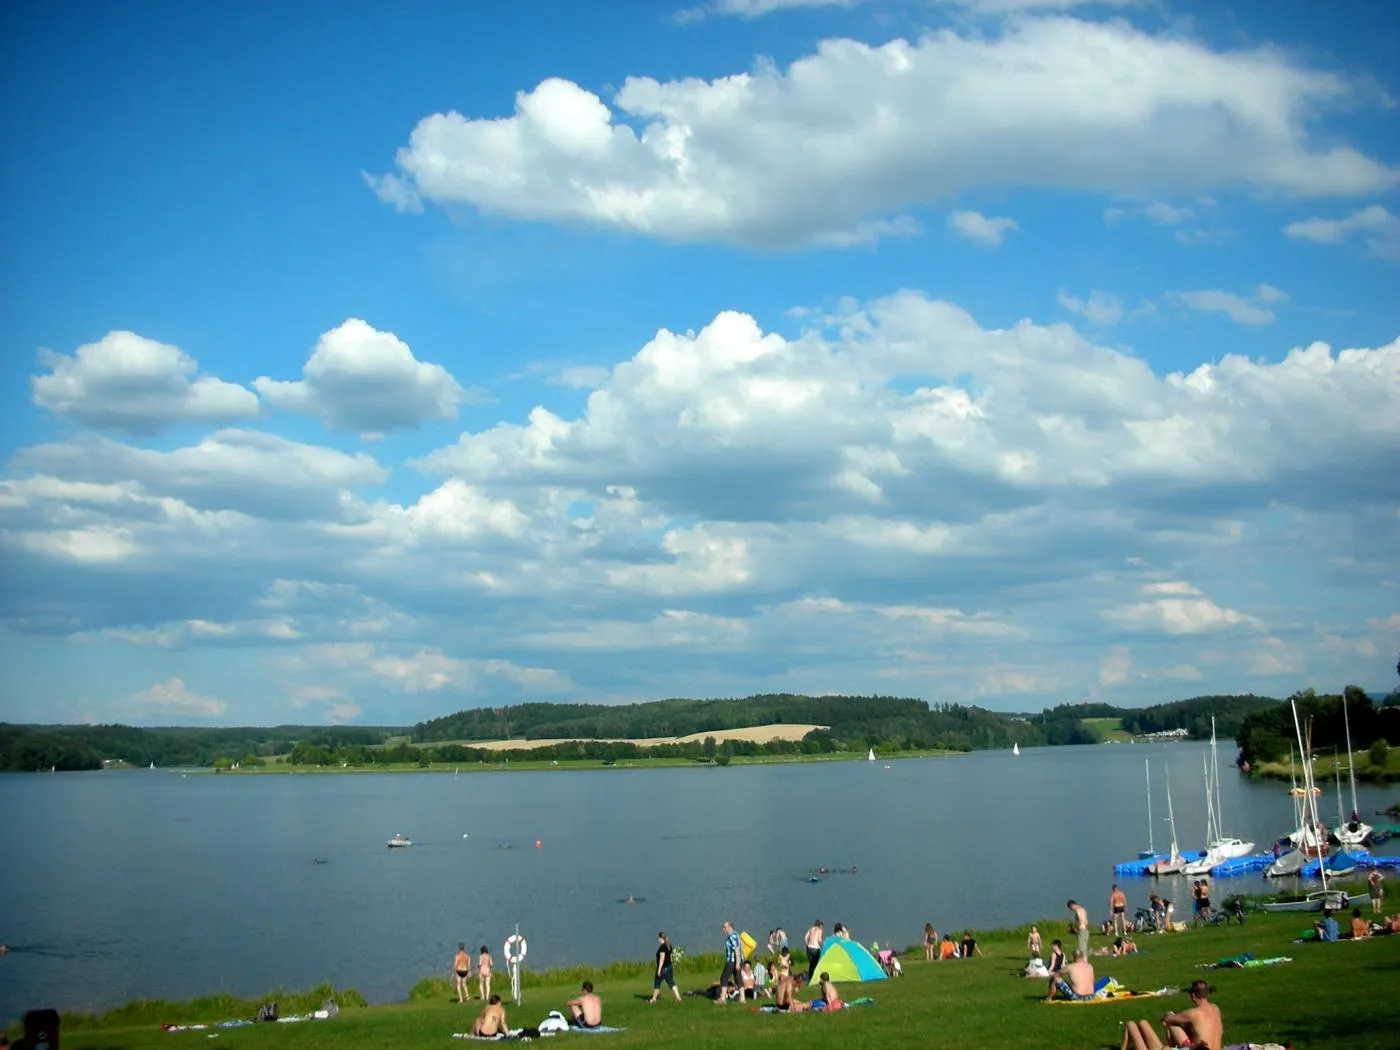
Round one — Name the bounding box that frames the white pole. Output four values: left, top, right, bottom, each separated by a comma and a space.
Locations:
1145, 759, 1154, 855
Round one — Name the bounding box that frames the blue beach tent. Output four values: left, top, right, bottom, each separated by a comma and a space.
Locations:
807, 936, 887, 985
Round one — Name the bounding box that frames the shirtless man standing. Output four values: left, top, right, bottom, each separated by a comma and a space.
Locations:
1068, 899, 1090, 959
803, 920, 824, 983
1109, 885, 1128, 937
567, 981, 603, 1029
453, 943, 471, 1003
1046, 949, 1095, 1002
470, 995, 508, 1037
1120, 980, 1222, 1050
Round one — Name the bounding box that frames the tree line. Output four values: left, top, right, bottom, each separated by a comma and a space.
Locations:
1234, 686, 1400, 767
4, 690, 1372, 773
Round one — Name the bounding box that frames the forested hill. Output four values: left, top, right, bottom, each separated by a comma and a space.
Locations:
0, 691, 1306, 772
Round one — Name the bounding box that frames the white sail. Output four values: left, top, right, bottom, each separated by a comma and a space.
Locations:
867, 748, 876, 761
1012, 742, 1020, 756
1335, 696, 1372, 848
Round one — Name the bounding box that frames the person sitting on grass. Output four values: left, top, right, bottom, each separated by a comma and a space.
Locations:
939, 932, 958, 959
1046, 938, 1067, 975
738, 960, 755, 1001
1046, 949, 1095, 1002
1349, 908, 1370, 940
773, 973, 811, 1012
566, 981, 602, 1029
1314, 909, 1340, 942
1119, 979, 1221, 1050
470, 995, 508, 1038
960, 930, 984, 958
817, 971, 844, 1010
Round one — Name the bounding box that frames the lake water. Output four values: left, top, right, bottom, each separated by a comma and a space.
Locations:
2, 741, 1395, 1022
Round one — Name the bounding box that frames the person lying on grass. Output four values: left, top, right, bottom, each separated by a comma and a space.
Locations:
566, 981, 602, 1029
470, 995, 508, 1038
1119, 980, 1221, 1050
1046, 950, 1095, 1002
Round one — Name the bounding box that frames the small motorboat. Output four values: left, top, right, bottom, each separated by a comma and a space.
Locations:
1259, 889, 1368, 913
387, 834, 412, 848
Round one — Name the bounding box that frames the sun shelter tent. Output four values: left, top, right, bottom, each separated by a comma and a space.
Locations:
807, 936, 888, 986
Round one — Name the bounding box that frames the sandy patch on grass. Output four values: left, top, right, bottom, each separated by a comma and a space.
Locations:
465, 724, 828, 751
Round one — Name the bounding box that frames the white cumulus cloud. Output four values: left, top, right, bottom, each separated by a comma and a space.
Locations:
31, 331, 259, 436
253, 320, 479, 435
126, 678, 226, 719
370, 19, 1396, 249
948, 210, 1019, 247
1283, 205, 1400, 260
1058, 289, 1125, 326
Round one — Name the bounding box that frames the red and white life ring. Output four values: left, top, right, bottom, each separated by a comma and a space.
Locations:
504, 934, 527, 967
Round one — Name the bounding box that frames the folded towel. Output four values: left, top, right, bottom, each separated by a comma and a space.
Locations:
569, 1024, 626, 1033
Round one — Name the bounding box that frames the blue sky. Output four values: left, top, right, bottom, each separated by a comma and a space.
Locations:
1, 0, 1397, 727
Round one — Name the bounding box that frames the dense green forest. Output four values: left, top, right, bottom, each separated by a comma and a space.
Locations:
0, 689, 1371, 773
0, 723, 387, 772
1235, 686, 1400, 766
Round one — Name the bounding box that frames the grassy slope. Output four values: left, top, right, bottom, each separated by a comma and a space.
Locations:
38, 912, 1400, 1050
1082, 718, 1134, 744
1254, 749, 1400, 785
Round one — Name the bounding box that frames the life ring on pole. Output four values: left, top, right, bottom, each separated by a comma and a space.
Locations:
504, 934, 527, 967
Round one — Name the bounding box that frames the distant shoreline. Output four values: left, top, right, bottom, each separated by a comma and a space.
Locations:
185, 748, 961, 775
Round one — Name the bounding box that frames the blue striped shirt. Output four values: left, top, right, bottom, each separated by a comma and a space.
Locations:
724, 929, 740, 963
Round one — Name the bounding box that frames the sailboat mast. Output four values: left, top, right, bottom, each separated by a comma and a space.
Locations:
1165, 764, 1179, 859
1145, 759, 1154, 854
1211, 716, 1226, 840
1342, 696, 1360, 820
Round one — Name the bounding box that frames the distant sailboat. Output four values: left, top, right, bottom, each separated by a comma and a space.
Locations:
1012, 742, 1020, 756
867, 748, 876, 762
1333, 696, 1372, 848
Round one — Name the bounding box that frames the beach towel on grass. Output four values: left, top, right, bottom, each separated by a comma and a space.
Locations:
1201, 954, 1292, 970
1223, 1043, 1291, 1050
1048, 980, 1176, 1005
751, 998, 875, 1014
568, 1025, 626, 1033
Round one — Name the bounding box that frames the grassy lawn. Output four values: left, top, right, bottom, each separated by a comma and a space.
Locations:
1083, 718, 1134, 744
27, 911, 1400, 1049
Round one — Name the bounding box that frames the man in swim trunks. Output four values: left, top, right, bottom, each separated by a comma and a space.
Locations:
1110, 884, 1128, 937
1046, 950, 1095, 1002
567, 981, 603, 1028
470, 995, 508, 1037
1120, 979, 1221, 1050
453, 943, 471, 1003
1068, 899, 1090, 959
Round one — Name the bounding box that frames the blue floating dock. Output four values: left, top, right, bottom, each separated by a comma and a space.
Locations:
1113, 850, 1206, 876
1209, 854, 1272, 877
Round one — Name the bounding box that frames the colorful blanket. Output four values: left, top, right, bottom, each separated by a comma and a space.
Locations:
1200, 953, 1293, 970
1047, 979, 1177, 1005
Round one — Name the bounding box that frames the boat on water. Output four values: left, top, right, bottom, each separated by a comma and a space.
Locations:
867, 748, 876, 762
1148, 766, 1187, 876
1331, 696, 1373, 849
1012, 742, 1020, 757
1259, 889, 1369, 914
387, 834, 412, 848
1182, 718, 1254, 874
1137, 759, 1158, 859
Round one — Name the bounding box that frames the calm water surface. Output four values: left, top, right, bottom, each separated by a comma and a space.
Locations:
2, 742, 1395, 1021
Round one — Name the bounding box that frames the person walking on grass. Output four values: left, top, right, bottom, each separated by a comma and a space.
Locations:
1369, 869, 1385, 915
648, 932, 681, 1003
718, 921, 741, 1003
477, 944, 493, 1002
804, 919, 824, 982
1068, 899, 1090, 959
453, 943, 472, 1003
924, 922, 938, 961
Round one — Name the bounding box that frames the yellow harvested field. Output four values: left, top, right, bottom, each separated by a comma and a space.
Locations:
468, 723, 828, 751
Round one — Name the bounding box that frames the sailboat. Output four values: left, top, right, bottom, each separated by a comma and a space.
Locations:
1137, 759, 1157, 859
1183, 718, 1254, 873
1148, 765, 1186, 875
1262, 703, 1366, 912
1332, 696, 1373, 848
1012, 742, 1020, 756
1268, 748, 1321, 877
867, 748, 876, 762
